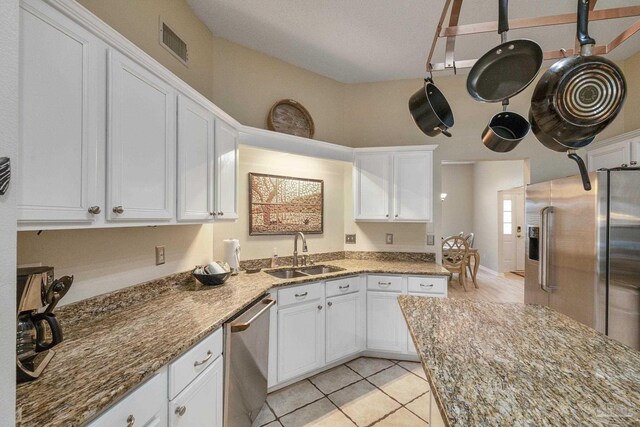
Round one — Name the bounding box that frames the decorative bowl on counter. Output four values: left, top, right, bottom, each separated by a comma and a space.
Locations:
193, 261, 231, 286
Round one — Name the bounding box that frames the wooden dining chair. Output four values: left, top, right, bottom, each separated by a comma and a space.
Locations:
442, 236, 470, 292
463, 233, 475, 278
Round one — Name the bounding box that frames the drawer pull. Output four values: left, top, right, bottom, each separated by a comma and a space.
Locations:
112, 205, 124, 214
339, 284, 350, 290
193, 350, 213, 367
126, 415, 135, 427
378, 282, 392, 286
175, 406, 187, 416
88, 206, 101, 215
295, 292, 308, 298
420, 283, 434, 288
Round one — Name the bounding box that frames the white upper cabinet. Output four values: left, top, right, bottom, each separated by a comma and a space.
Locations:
393, 151, 432, 221
177, 95, 215, 222
353, 153, 391, 221
107, 49, 176, 221
353, 148, 434, 222
214, 120, 239, 219
18, 0, 100, 224
587, 130, 640, 172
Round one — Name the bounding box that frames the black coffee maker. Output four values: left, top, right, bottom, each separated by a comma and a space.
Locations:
16, 267, 72, 382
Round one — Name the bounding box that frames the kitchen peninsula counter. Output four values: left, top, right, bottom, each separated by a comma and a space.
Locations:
16, 258, 449, 426
399, 296, 640, 426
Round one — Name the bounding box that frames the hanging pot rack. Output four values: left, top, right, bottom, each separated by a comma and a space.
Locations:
426, 0, 640, 73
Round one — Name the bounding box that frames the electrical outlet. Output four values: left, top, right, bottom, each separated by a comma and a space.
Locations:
345, 234, 356, 244
155, 246, 165, 265
427, 234, 435, 246
386, 233, 394, 245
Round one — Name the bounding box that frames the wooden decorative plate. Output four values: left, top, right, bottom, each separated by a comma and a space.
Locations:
267, 99, 315, 139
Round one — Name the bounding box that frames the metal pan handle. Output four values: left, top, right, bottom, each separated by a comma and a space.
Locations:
577, 0, 596, 48
498, 0, 509, 35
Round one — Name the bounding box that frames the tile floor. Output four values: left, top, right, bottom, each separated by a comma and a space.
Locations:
256, 357, 430, 427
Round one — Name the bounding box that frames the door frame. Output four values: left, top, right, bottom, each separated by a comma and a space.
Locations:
498, 186, 525, 274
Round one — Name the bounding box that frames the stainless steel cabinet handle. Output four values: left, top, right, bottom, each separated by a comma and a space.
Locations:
420, 283, 434, 288
88, 206, 101, 215
385, 214, 389, 218
339, 284, 350, 290
295, 292, 308, 298
210, 211, 215, 216
112, 206, 124, 214
193, 350, 213, 367
230, 298, 275, 333
126, 415, 135, 427
395, 214, 399, 218
218, 211, 224, 216
378, 281, 391, 286
327, 301, 333, 307
175, 406, 187, 416
317, 305, 323, 310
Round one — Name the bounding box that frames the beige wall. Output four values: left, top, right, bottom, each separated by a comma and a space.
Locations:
472, 160, 526, 273
624, 51, 640, 133
212, 147, 347, 261
18, 225, 214, 305
441, 164, 474, 239
78, 0, 214, 100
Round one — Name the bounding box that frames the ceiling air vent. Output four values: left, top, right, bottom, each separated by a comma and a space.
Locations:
159, 19, 188, 66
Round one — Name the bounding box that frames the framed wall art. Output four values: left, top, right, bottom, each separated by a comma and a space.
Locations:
249, 173, 323, 235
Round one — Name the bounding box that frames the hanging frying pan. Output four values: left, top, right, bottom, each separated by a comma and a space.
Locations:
467, 0, 543, 103
529, 110, 593, 191
409, 69, 454, 137
530, 0, 626, 144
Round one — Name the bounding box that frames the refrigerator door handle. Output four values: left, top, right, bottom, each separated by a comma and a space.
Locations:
539, 206, 554, 292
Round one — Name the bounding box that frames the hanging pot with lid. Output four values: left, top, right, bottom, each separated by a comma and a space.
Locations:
409, 70, 454, 138
467, 0, 543, 103
530, 0, 626, 144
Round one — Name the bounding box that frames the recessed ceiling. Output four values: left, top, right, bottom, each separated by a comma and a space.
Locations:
187, 0, 640, 83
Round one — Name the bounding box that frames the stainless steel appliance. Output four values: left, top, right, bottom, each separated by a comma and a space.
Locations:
525, 167, 640, 350
16, 267, 67, 382
224, 294, 275, 427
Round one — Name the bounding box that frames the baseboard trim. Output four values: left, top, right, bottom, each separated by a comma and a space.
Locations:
479, 265, 500, 276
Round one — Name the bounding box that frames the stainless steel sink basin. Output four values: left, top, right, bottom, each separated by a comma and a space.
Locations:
265, 269, 308, 279
265, 265, 345, 279
298, 265, 345, 275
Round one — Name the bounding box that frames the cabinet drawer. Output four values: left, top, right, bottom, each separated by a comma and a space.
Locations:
278, 282, 321, 308
367, 275, 402, 292
407, 276, 447, 295
88, 369, 167, 427
168, 328, 222, 400
326, 276, 361, 297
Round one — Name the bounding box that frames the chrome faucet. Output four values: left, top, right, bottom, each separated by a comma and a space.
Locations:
293, 232, 308, 267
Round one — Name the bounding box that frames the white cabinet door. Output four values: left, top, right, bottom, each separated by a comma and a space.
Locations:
88, 369, 168, 427
587, 141, 630, 172
107, 49, 175, 221
214, 119, 238, 220
366, 291, 407, 353
278, 301, 324, 383
326, 291, 365, 364
169, 355, 223, 427
630, 137, 640, 164
393, 151, 432, 222
354, 153, 390, 221
177, 95, 215, 222
18, 1, 100, 223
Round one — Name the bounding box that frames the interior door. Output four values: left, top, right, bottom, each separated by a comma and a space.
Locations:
515, 188, 525, 271
107, 49, 175, 221
500, 191, 517, 272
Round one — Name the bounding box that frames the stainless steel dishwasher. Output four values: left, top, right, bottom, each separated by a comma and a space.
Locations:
224, 294, 275, 427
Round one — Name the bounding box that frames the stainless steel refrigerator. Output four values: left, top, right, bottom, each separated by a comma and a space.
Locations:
525, 168, 640, 350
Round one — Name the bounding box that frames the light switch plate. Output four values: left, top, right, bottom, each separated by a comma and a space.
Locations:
386, 233, 393, 245
345, 234, 356, 244
155, 246, 166, 265
427, 234, 435, 246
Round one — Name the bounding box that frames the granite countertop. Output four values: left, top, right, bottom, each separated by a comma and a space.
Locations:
398, 296, 640, 427
16, 258, 449, 426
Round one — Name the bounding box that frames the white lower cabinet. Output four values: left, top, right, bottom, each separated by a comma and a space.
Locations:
366, 291, 408, 353
169, 355, 223, 427
326, 287, 365, 364
88, 369, 168, 427
277, 284, 325, 383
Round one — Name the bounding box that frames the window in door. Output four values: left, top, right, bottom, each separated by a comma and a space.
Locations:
503, 199, 513, 235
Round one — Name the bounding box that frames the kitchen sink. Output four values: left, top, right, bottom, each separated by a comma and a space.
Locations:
298, 265, 345, 275
265, 269, 308, 279
265, 265, 345, 279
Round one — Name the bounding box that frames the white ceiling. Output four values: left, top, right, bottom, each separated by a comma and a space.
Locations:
187, 0, 640, 83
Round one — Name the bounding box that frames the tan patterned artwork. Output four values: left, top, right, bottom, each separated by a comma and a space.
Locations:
249, 173, 323, 235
